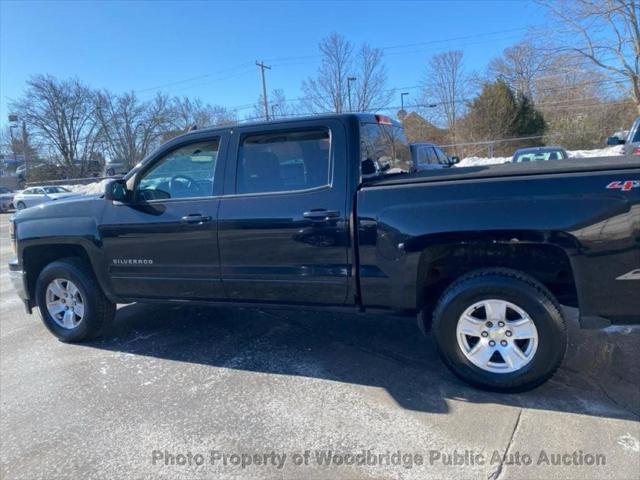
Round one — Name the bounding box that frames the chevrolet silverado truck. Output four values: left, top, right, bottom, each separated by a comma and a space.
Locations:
8, 114, 640, 391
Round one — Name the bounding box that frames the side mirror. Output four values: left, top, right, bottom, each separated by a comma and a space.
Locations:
105, 179, 130, 203
448, 156, 460, 165
607, 136, 624, 146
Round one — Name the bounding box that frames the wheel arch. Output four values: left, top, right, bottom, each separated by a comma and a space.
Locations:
21, 239, 111, 305
408, 231, 580, 330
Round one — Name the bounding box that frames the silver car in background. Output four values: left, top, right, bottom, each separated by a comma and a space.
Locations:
103, 159, 129, 177
12, 186, 77, 210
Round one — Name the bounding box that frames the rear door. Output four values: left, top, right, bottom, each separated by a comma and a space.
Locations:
100, 132, 228, 300
217, 119, 350, 305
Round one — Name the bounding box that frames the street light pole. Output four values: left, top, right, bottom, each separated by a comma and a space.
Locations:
347, 76, 356, 113
22, 121, 28, 179
401, 92, 409, 112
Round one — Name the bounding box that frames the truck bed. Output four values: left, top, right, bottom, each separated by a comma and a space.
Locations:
368, 155, 640, 187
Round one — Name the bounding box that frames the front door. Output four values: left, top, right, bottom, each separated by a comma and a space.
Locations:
218, 120, 350, 305
100, 133, 227, 300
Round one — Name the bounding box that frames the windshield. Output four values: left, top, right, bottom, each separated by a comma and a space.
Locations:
43, 186, 71, 194
360, 122, 412, 179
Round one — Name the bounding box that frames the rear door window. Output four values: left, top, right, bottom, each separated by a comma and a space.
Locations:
236, 128, 330, 195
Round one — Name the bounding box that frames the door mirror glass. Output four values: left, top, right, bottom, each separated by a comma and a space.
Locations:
448, 156, 460, 165
105, 179, 130, 202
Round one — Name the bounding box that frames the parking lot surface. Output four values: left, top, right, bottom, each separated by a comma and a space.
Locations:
0, 212, 638, 479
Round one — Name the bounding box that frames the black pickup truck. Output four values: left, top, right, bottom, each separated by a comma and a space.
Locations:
8, 113, 640, 391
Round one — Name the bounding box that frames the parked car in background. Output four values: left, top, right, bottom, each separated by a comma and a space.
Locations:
103, 159, 129, 177
61, 160, 102, 178
0, 187, 16, 212
512, 146, 568, 163
607, 117, 640, 155
12, 186, 77, 210
410, 143, 459, 170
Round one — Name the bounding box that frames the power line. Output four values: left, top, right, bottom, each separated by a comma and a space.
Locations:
136, 24, 552, 97
134, 62, 254, 94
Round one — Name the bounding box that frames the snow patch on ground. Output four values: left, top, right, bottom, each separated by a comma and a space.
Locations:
458, 145, 625, 167
568, 145, 624, 158
457, 156, 511, 167
64, 179, 110, 195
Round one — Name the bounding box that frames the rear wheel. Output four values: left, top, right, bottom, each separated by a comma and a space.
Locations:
35, 258, 115, 342
432, 268, 567, 392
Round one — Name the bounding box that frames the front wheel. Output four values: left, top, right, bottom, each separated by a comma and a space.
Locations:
432, 268, 567, 392
35, 258, 115, 342
16, 201, 26, 210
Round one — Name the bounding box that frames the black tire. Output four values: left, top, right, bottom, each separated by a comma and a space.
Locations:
432, 268, 567, 392
16, 201, 26, 210
35, 257, 115, 342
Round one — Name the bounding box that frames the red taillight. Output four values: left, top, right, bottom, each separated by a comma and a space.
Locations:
375, 114, 392, 125
633, 147, 640, 155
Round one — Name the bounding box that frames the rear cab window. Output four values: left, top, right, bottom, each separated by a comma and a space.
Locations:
360, 118, 412, 180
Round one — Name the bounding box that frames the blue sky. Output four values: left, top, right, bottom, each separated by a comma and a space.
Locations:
0, 0, 547, 124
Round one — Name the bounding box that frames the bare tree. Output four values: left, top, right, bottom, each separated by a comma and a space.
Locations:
422, 50, 469, 143
301, 33, 392, 113
488, 39, 551, 99
0, 125, 40, 164
171, 97, 236, 131
11, 75, 100, 169
353, 44, 394, 111
251, 88, 295, 120
302, 33, 354, 113
538, 0, 640, 113
95, 91, 173, 169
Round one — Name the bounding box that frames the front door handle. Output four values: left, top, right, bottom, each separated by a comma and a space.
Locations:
303, 209, 340, 221
181, 214, 212, 224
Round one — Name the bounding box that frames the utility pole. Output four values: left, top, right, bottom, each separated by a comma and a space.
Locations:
347, 76, 356, 113
256, 61, 271, 121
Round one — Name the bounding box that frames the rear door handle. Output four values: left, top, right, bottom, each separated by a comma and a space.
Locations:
181, 214, 212, 224
303, 209, 340, 221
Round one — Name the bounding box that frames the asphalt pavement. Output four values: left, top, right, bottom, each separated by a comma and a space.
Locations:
0, 212, 638, 479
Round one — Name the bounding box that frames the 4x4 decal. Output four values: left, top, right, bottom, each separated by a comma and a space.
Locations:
606, 180, 640, 192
